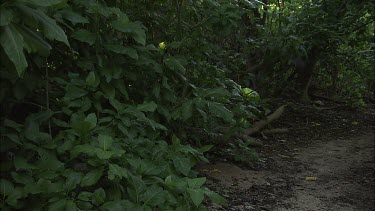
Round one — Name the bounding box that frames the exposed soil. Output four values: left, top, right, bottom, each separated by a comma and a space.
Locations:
198, 101, 375, 211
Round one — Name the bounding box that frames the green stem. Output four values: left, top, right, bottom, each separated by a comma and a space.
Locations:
45, 58, 52, 136
176, 0, 183, 41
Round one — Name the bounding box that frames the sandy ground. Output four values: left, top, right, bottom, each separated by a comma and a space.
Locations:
275, 133, 374, 211
200, 133, 374, 211
199, 104, 374, 211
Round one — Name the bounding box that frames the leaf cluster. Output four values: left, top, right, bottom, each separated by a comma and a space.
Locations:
0, 0, 265, 210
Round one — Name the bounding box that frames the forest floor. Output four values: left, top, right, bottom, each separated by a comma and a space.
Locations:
198, 100, 375, 211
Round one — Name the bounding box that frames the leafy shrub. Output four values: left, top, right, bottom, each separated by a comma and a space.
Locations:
227, 139, 259, 167
0, 0, 232, 210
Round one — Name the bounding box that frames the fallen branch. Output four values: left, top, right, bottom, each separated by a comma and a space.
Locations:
189, 105, 287, 145
315, 105, 344, 110
261, 128, 289, 134
311, 94, 346, 103
243, 105, 286, 136
261, 127, 311, 134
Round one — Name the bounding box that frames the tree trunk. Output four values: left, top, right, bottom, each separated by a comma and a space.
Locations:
294, 47, 319, 102
328, 66, 340, 97
240, 0, 268, 89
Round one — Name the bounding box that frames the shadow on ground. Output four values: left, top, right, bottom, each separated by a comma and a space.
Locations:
198, 102, 374, 211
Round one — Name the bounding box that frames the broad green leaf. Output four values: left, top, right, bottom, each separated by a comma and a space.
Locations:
128, 174, 146, 197
124, 106, 147, 119
60, 9, 89, 25
84, 2, 122, 17
65, 84, 87, 100
157, 105, 171, 121
239, 0, 256, 8
76, 201, 93, 210
127, 158, 142, 171
97, 134, 113, 151
81, 169, 103, 187
25, 178, 63, 194
52, 118, 69, 128
199, 145, 213, 153
107, 185, 122, 201
3, 119, 23, 132
109, 98, 124, 113
37, 152, 64, 170
203, 87, 231, 98
14, 156, 36, 170
84, 113, 97, 130
48, 198, 67, 211
18, 5, 69, 46
71, 144, 97, 157
194, 98, 206, 109
101, 67, 113, 83
164, 175, 173, 187
111, 20, 146, 45
77, 58, 95, 70
95, 148, 115, 160
73, 29, 96, 45
24, 111, 53, 142
164, 58, 186, 74
11, 172, 34, 184
0, 24, 27, 76
152, 83, 160, 98
57, 136, 76, 154
113, 80, 129, 100
173, 157, 191, 176
3, 133, 22, 145
137, 101, 157, 112
24, 182, 39, 194
36, 170, 58, 180
131, 25, 147, 45
187, 188, 205, 207
187, 177, 206, 189
180, 100, 193, 120
143, 163, 164, 176
86, 71, 96, 87
5, 187, 22, 206
205, 190, 228, 205
108, 164, 128, 179
63, 171, 82, 192
147, 119, 167, 131
101, 200, 135, 211
0, 8, 13, 26
30, 110, 55, 123
172, 135, 181, 146
20, 0, 63, 6
0, 179, 14, 196
208, 102, 233, 122
172, 100, 193, 121
141, 185, 165, 206
100, 82, 115, 97
93, 188, 106, 205
196, 108, 208, 122
98, 116, 114, 124
66, 200, 77, 210
72, 121, 94, 135
77, 191, 93, 201
18, 25, 51, 56
105, 44, 138, 60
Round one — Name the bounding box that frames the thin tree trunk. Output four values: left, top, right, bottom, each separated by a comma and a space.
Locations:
240, 0, 268, 89
295, 47, 319, 102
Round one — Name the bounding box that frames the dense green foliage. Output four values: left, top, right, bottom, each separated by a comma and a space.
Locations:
251, 0, 374, 102
0, 0, 373, 210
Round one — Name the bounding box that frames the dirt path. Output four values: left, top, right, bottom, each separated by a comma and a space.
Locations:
276, 133, 374, 211
200, 104, 374, 211
200, 132, 374, 211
